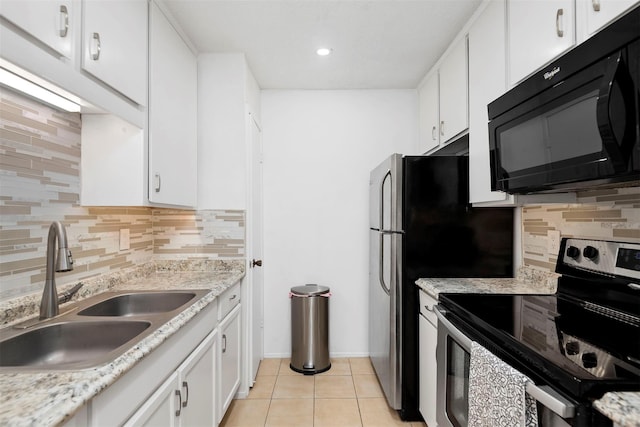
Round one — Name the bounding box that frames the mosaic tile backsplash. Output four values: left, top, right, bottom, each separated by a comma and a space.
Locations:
1, 91, 244, 302
522, 186, 640, 272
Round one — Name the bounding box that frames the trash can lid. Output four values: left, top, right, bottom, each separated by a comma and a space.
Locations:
290, 284, 330, 296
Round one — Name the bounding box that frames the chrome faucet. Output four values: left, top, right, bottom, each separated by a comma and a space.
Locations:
40, 221, 74, 319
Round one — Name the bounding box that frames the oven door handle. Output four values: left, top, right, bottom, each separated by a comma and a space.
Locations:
525, 384, 576, 418
434, 306, 576, 419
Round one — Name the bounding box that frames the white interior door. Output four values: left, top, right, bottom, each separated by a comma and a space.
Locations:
249, 112, 264, 383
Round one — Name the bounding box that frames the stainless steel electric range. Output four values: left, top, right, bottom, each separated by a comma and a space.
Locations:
435, 238, 640, 426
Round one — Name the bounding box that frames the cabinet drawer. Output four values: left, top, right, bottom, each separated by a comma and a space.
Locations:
218, 282, 241, 320
418, 290, 438, 326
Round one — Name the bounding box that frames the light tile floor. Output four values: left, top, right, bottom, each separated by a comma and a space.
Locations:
220, 357, 428, 427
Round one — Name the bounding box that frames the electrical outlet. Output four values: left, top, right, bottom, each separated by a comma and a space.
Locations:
119, 228, 130, 251
548, 230, 561, 255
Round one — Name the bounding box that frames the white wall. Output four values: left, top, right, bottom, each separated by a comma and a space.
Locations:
261, 90, 418, 357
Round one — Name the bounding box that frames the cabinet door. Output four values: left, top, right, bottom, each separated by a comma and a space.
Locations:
468, 0, 512, 204
179, 331, 217, 427
418, 73, 440, 153
0, 1, 73, 58
584, 0, 637, 36
508, 0, 575, 85
439, 36, 469, 144
82, 0, 147, 105
218, 304, 241, 422
148, 1, 197, 207
418, 313, 438, 427
124, 371, 179, 427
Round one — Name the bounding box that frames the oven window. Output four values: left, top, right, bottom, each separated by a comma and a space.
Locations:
446, 336, 470, 427
498, 89, 602, 173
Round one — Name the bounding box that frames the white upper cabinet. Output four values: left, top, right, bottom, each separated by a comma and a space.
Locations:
439, 37, 469, 143
507, 0, 575, 85
417, 36, 468, 153
81, 0, 147, 105
417, 73, 439, 153
468, 0, 512, 204
148, 1, 197, 207
582, 0, 638, 37
0, 1, 74, 59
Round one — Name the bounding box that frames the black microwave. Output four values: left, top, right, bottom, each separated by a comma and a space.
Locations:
488, 5, 640, 194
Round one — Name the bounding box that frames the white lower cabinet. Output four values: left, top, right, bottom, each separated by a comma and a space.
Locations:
218, 303, 242, 423
418, 290, 438, 427
125, 330, 217, 427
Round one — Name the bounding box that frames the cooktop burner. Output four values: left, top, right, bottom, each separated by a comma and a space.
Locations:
439, 238, 640, 400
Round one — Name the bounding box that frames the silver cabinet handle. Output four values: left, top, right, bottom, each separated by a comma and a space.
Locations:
440, 120, 445, 136
556, 9, 564, 37
424, 304, 435, 312
91, 32, 101, 60
174, 390, 182, 416
592, 0, 600, 12
59, 5, 69, 37
222, 334, 227, 353
431, 125, 437, 141
154, 173, 161, 192
182, 381, 189, 408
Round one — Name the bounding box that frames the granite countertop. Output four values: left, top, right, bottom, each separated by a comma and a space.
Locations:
415, 267, 639, 427
0, 260, 245, 427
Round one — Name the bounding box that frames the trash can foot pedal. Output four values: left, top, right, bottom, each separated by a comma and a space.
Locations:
289, 362, 332, 375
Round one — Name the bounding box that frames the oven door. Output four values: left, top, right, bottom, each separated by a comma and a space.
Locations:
435, 306, 577, 427
488, 41, 639, 194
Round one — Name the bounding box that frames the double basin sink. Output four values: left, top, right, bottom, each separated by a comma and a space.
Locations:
0, 289, 210, 371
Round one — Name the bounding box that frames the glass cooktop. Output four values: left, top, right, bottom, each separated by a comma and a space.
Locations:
439, 292, 640, 398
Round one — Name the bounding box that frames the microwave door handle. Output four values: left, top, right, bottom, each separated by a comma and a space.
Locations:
596, 51, 637, 171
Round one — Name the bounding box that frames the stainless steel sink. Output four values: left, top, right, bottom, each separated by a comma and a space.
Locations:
0, 321, 150, 369
0, 289, 210, 371
78, 292, 197, 316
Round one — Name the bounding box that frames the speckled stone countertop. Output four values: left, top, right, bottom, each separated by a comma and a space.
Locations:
0, 259, 245, 427
415, 266, 559, 298
415, 266, 640, 427
594, 392, 640, 427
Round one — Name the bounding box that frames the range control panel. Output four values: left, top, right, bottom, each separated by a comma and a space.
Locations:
561, 238, 640, 280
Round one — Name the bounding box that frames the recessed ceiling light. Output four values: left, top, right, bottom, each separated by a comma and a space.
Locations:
316, 48, 332, 56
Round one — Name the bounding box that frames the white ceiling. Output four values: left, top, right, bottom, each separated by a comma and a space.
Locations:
162, 0, 483, 90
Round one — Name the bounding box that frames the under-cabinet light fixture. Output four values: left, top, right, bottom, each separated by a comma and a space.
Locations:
0, 68, 81, 112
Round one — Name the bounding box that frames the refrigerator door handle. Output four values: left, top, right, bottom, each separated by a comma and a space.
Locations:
380, 170, 392, 232
378, 233, 391, 296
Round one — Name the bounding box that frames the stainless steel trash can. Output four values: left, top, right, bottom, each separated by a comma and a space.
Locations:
290, 284, 331, 374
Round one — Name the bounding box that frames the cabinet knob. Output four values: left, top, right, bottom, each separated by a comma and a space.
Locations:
592, 0, 600, 12
251, 259, 263, 268
59, 5, 69, 38
91, 32, 101, 60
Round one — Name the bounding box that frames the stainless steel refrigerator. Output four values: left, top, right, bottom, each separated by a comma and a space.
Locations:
369, 153, 514, 421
